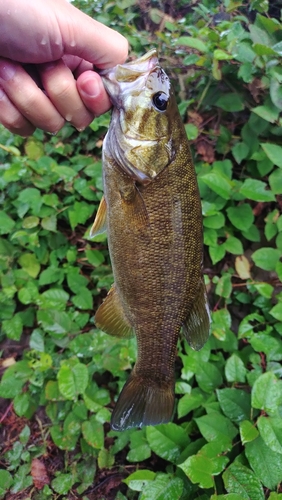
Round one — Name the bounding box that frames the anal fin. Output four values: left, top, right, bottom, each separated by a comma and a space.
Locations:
90, 195, 107, 238
95, 284, 134, 338
182, 279, 211, 351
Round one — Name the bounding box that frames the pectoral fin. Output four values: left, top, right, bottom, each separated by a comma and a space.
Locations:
95, 285, 134, 338
120, 185, 150, 240
90, 196, 107, 238
182, 280, 211, 351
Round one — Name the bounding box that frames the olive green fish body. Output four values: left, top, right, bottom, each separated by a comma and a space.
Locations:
92, 50, 210, 430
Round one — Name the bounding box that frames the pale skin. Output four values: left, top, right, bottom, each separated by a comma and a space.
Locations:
0, 0, 128, 136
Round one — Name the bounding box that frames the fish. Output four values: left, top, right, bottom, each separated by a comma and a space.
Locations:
91, 49, 211, 431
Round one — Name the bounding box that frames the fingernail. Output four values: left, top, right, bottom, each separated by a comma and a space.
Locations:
0, 60, 16, 81
80, 77, 101, 98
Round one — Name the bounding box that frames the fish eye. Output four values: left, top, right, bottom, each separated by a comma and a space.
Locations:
152, 92, 168, 112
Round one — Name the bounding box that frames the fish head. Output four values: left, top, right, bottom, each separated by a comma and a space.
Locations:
100, 50, 178, 182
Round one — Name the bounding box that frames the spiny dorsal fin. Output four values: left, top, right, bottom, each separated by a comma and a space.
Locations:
182, 279, 211, 351
95, 284, 134, 338
90, 195, 107, 238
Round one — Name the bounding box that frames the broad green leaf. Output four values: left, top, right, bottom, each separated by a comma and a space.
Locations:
252, 104, 279, 123
195, 411, 237, 447
98, 448, 115, 468
41, 214, 57, 232
212, 308, 231, 341
0, 470, 13, 496
245, 436, 282, 489
225, 354, 246, 383
0, 210, 15, 234
146, 423, 189, 463
18, 253, 40, 278
224, 236, 243, 255
82, 416, 104, 449
195, 362, 223, 393
178, 36, 208, 52
252, 247, 281, 271
270, 302, 282, 321
58, 364, 76, 400
127, 444, 151, 462
252, 372, 282, 413
239, 420, 259, 444
257, 416, 282, 454
140, 474, 183, 500
216, 93, 244, 112
22, 215, 40, 229
226, 204, 254, 231
261, 143, 282, 168
178, 390, 204, 418
240, 179, 275, 202
203, 212, 225, 229
123, 470, 156, 490
209, 245, 226, 265
232, 142, 249, 164
178, 454, 215, 489
216, 388, 251, 423
72, 288, 93, 310
223, 462, 264, 500
51, 473, 74, 495
2, 314, 23, 341
201, 171, 232, 199
215, 273, 232, 299
269, 168, 282, 195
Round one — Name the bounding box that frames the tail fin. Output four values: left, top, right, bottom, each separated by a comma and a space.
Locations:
111, 372, 175, 431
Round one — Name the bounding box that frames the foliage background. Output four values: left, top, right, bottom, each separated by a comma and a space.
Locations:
1, 0, 282, 498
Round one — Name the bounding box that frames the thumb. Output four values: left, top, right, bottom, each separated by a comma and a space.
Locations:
58, 1, 128, 68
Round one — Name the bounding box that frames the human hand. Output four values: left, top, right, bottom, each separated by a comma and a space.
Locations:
0, 0, 128, 136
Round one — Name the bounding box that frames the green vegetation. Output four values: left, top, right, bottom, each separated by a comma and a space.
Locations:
1, 0, 282, 498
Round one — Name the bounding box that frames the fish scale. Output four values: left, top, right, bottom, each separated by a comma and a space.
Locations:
91, 49, 211, 430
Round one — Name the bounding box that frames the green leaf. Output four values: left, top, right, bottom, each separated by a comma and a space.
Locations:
123, 470, 156, 490
215, 273, 232, 299
224, 236, 243, 255
226, 204, 254, 231
239, 420, 259, 444
51, 473, 74, 495
2, 314, 23, 341
41, 214, 57, 232
22, 215, 40, 228
178, 36, 208, 52
58, 364, 76, 400
269, 168, 282, 195
261, 143, 282, 168
225, 354, 246, 383
216, 94, 244, 112
245, 436, 282, 489
240, 179, 275, 202
98, 448, 115, 468
195, 411, 237, 447
252, 372, 282, 413
223, 462, 264, 500
185, 123, 198, 140
127, 444, 151, 462
270, 302, 282, 321
232, 142, 249, 164
195, 362, 223, 393
252, 247, 281, 271
82, 416, 104, 449
146, 423, 189, 463
209, 245, 226, 265
257, 416, 282, 454
0, 470, 13, 497
0, 210, 15, 235
212, 308, 231, 341
178, 390, 204, 418
139, 474, 183, 500
18, 253, 40, 278
201, 171, 232, 199
203, 212, 225, 229
179, 454, 216, 489
216, 388, 251, 424
252, 104, 279, 123
72, 288, 93, 310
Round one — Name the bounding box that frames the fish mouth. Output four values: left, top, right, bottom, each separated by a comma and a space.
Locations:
98, 49, 160, 107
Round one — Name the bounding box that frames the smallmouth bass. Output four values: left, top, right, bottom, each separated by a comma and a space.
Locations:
91, 50, 211, 431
